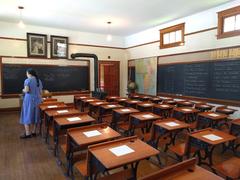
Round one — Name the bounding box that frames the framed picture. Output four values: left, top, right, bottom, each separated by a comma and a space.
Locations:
27, 33, 48, 58
50, 35, 68, 59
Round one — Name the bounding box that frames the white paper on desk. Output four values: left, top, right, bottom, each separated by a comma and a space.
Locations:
57, 110, 69, 113
131, 101, 138, 103
182, 109, 192, 112
67, 117, 81, 122
144, 104, 151, 106
81, 96, 87, 98
83, 130, 102, 137
142, 114, 154, 118
224, 109, 232, 112
87, 99, 94, 102
109, 145, 135, 157
48, 105, 57, 108
165, 122, 180, 127
208, 113, 219, 117
201, 105, 209, 108
96, 102, 103, 105
108, 105, 116, 108
202, 134, 223, 141
161, 105, 169, 108
120, 99, 126, 101
121, 109, 130, 112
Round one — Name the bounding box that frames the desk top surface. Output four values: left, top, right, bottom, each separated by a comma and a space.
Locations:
113, 107, 139, 114
137, 102, 155, 107
154, 118, 189, 131
174, 107, 199, 114
130, 112, 161, 121
198, 112, 228, 120
190, 128, 236, 145
89, 137, 159, 169
45, 108, 80, 117
40, 104, 66, 111
154, 104, 174, 109
69, 125, 120, 146
100, 104, 123, 110
54, 114, 95, 126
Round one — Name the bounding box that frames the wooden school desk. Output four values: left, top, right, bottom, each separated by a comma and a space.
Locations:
81, 98, 101, 112
150, 97, 163, 104
176, 100, 194, 107
197, 112, 228, 128
163, 99, 177, 105
138, 95, 151, 101
216, 106, 237, 115
195, 103, 213, 112
88, 101, 109, 117
188, 128, 236, 167
73, 95, 90, 108
53, 113, 95, 157
106, 96, 119, 102
151, 118, 189, 151
125, 100, 142, 108
153, 104, 174, 118
42, 98, 58, 102
98, 104, 123, 123
140, 158, 223, 180
114, 97, 128, 106
136, 102, 155, 112
44, 107, 81, 143
129, 94, 140, 99
89, 136, 159, 179
67, 123, 121, 175
230, 119, 240, 153
172, 107, 199, 123
112, 107, 139, 129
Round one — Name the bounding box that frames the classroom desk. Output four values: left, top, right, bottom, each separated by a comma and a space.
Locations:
81, 98, 101, 112
129, 112, 161, 134
152, 118, 189, 151
163, 100, 177, 105
42, 98, 58, 102
88, 101, 109, 117
129, 94, 140, 99
98, 104, 123, 123
89, 136, 159, 179
173, 107, 199, 123
195, 104, 213, 112
125, 100, 142, 108
136, 102, 155, 112
216, 107, 237, 115
73, 95, 90, 108
53, 113, 95, 157
153, 104, 174, 118
44, 108, 81, 143
188, 128, 236, 167
230, 119, 240, 152
140, 158, 223, 180
176, 101, 194, 107
197, 112, 228, 128
68, 124, 121, 174
106, 96, 119, 102
114, 97, 128, 106
139, 95, 151, 101
112, 107, 139, 129
150, 97, 163, 104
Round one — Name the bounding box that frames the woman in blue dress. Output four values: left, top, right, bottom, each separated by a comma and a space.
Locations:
20, 68, 43, 139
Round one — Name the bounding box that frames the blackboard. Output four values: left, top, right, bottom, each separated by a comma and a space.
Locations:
2, 64, 89, 95
157, 59, 240, 101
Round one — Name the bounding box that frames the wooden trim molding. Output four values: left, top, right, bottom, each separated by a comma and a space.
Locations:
217, 5, 240, 39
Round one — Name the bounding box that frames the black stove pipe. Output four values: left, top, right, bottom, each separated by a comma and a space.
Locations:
71, 53, 98, 91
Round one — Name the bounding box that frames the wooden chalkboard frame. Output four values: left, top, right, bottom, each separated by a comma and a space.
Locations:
157, 58, 240, 106
0, 58, 90, 98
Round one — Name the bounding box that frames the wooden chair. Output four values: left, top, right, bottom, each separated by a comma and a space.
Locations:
213, 157, 240, 180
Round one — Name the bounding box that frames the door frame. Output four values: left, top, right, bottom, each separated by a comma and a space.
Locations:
98, 60, 120, 96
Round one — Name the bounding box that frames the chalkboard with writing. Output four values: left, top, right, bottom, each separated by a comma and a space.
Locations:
157, 59, 240, 101
2, 64, 89, 95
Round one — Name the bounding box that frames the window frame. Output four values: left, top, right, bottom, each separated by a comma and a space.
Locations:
159, 23, 185, 49
217, 5, 240, 39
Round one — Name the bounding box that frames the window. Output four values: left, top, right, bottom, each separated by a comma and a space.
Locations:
160, 23, 185, 49
217, 5, 240, 39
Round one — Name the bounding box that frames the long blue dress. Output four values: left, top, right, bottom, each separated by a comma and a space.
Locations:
20, 77, 43, 125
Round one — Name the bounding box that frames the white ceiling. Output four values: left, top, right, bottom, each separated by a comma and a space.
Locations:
0, 0, 233, 36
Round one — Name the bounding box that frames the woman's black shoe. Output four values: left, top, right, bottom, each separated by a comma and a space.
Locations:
20, 133, 32, 139
31, 133, 37, 137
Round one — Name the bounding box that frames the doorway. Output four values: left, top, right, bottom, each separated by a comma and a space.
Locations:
99, 61, 120, 96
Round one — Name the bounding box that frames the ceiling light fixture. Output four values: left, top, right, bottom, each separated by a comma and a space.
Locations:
18, 6, 25, 29
106, 21, 112, 42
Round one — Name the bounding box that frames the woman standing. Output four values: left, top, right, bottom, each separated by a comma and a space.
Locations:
20, 68, 43, 139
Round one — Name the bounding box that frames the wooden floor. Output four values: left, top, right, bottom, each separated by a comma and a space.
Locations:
0, 111, 233, 180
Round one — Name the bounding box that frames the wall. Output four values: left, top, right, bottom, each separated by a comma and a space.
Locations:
0, 21, 128, 109
125, 0, 240, 59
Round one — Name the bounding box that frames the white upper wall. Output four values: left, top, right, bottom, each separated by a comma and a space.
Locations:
0, 21, 125, 48
125, 0, 240, 47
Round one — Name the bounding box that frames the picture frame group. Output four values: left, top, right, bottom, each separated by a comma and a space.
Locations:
27, 33, 68, 59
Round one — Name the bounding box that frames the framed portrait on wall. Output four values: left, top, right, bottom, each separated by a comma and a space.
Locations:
50, 35, 68, 59
27, 33, 48, 58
